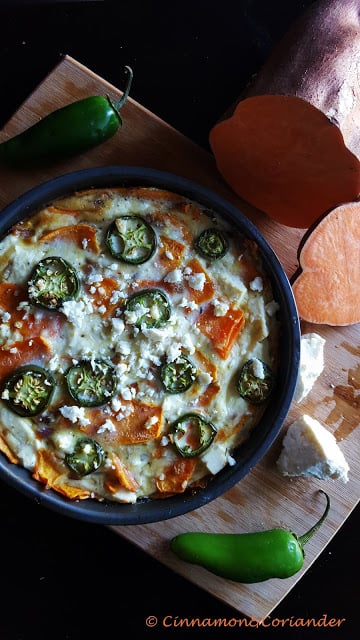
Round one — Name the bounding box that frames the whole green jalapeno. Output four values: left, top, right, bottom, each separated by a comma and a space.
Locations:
0, 66, 133, 167
171, 490, 330, 583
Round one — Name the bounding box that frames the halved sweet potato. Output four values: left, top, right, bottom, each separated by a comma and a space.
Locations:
210, 94, 360, 229
246, 0, 360, 160
292, 200, 360, 325
210, 0, 360, 228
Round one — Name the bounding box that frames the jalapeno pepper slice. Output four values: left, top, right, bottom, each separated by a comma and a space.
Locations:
2, 365, 55, 417
28, 256, 79, 310
125, 288, 171, 329
65, 359, 117, 407
65, 436, 104, 476
171, 413, 217, 457
195, 227, 228, 260
236, 358, 274, 404
106, 215, 156, 264
160, 355, 197, 394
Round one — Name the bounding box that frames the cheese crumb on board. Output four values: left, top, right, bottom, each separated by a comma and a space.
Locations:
277, 414, 349, 483
295, 333, 325, 403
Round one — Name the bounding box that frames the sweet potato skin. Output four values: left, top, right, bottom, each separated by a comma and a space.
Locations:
245, 0, 360, 159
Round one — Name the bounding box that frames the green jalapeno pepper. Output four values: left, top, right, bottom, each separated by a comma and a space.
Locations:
28, 256, 79, 311
65, 358, 117, 407
236, 358, 274, 404
0, 66, 133, 167
2, 365, 55, 417
171, 413, 217, 457
160, 355, 197, 394
65, 436, 104, 477
124, 288, 171, 329
171, 491, 330, 583
195, 227, 228, 261
106, 215, 157, 264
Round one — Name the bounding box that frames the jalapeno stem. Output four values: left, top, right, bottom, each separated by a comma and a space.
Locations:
298, 490, 330, 547
113, 66, 133, 112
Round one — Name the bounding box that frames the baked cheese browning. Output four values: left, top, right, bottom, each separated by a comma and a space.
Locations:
0, 187, 280, 503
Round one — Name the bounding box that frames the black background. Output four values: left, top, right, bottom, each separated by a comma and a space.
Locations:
0, 2, 358, 639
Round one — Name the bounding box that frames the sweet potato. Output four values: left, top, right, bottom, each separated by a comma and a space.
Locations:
210, 95, 360, 228
0, 282, 63, 337
33, 449, 91, 500
184, 258, 215, 304
104, 453, 139, 493
39, 223, 99, 253
80, 401, 163, 445
209, 0, 360, 228
292, 201, 360, 325
155, 458, 196, 495
0, 336, 51, 385
196, 305, 245, 359
246, 0, 360, 160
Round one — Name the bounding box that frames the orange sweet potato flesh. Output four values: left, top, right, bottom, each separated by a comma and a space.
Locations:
196, 305, 245, 359
292, 201, 360, 325
245, 0, 360, 161
39, 223, 99, 253
209, 94, 360, 229
0, 336, 51, 385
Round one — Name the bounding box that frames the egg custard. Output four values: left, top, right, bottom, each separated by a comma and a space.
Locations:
0, 187, 280, 503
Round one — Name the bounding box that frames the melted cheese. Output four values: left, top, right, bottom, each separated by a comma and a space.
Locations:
0, 187, 280, 503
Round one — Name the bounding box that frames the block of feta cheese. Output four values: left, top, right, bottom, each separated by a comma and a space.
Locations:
277, 414, 349, 482
294, 333, 326, 403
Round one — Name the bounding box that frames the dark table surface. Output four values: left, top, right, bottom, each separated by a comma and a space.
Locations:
0, 2, 358, 639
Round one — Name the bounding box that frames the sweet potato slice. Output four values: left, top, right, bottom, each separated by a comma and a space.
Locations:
189, 349, 220, 407
85, 277, 119, 317
157, 235, 186, 270
155, 457, 196, 494
38, 223, 99, 253
0, 282, 63, 338
184, 258, 215, 304
0, 336, 52, 385
196, 305, 245, 359
292, 201, 360, 325
81, 401, 163, 446
209, 94, 360, 229
33, 449, 91, 500
104, 453, 139, 493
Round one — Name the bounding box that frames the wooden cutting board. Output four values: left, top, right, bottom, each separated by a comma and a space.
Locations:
0, 56, 359, 620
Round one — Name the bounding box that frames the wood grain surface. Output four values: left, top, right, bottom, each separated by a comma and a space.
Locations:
0, 55, 359, 620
